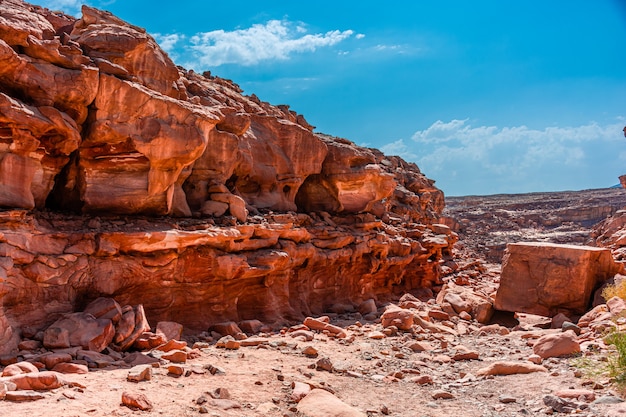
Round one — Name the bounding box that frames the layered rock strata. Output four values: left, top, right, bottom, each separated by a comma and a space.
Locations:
0, 1, 454, 355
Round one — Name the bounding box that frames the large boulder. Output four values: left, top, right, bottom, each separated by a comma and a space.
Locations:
43, 312, 114, 352
494, 242, 620, 317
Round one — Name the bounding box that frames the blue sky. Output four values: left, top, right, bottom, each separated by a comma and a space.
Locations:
38, 0, 626, 196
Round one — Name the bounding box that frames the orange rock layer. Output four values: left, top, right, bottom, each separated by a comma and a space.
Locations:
0, 1, 454, 354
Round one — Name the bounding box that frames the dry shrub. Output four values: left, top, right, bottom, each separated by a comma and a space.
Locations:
602, 280, 626, 302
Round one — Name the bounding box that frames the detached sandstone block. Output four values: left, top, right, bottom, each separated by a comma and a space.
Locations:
494, 242, 620, 317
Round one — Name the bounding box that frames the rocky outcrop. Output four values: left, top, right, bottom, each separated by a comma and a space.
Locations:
494, 242, 621, 317
0, 1, 454, 355
443, 188, 626, 263
591, 209, 626, 262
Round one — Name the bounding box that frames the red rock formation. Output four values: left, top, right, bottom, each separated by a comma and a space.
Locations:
494, 242, 621, 317
0, 1, 454, 355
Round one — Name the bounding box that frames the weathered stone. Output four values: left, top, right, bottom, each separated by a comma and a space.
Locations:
51, 362, 88, 374
476, 361, 548, 376
304, 317, 348, 338
155, 321, 183, 341
5, 390, 46, 402
381, 306, 414, 331
297, 389, 366, 417
43, 312, 114, 352
156, 339, 187, 352
555, 389, 595, 402
444, 292, 471, 314
533, 331, 580, 359
8, 370, 67, 390
127, 364, 152, 382
161, 349, 187, 363
167, 364, 185, 376
2, 361, 39, 376
84, 297, 122, 324
291, 381, 311, 403
495, 242, 620, 316
40, 352, 72, 370
238, 319, 264, 335
121, 391, 153, 411
432, 390, 455, 400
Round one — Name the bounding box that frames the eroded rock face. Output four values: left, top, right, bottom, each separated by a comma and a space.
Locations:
0, 1, 454, 355
494, 242, 621, 317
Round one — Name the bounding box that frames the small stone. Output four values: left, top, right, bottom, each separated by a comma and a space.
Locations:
161, 349, 187, 363
167, 365, 185, 377
156, 339, 187, 352
543, 394, 578, 414
555, 389, 595, 402
527, 354, 543, 364
367, 331, 386, 340
122, 392, 153, 411
476, 361, 548, 376
52, 362, 89, 374
18, 340, 42, 351
2, 361, 39, 376
593, 395, 624, 404
432, 390, 454, 400
499, 395, 517, 404
290, 381, 311, 402
561, 321, 581, 336
533, 331, 580, 359
127, 365, 152, 382
406, 341, 435, 352
204, 364, 226, 375
208, 387, 231, 400
459, 311, 472, 321
5, 390, 46, 402
216, 335, 240, 350
410, 375, 433, 385
316, 357, 334, 372
302, 346, 318, 358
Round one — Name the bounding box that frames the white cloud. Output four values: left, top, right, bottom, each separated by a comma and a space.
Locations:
153, 33, 183, 54
36, 0, 84, 16
173, 20, 354, 68
384, 119, 626, 195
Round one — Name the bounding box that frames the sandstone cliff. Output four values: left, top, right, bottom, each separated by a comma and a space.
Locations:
0, 1, 454, 354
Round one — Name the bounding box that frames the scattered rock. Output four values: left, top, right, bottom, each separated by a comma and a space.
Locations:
555, 389, 595, 402
2, 361, 39, 376
52, 362, 89, 374
432, 390, 455, 400
127, 365, 152, 382
121, 392, 153, 411
291, 381, 312, 402
380, 306, 414, 331
9, 371, 68, 390
304, 317, 348, 338
498, 395, 517, 403
543, 394, 580, 414
5, 390, 46, 402
533, 331, 580, 359
297, 389, 366, 417
476, 361, 548, 376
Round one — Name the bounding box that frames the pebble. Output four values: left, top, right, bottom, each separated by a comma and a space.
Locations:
498, 394, 517, 403
593, 395, 624, 404
431, 390, 455, 400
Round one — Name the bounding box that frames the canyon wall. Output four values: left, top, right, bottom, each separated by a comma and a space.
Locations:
0, 1, 454, 354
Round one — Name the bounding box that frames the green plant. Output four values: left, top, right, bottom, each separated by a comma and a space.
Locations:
604, 331, 626, 386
